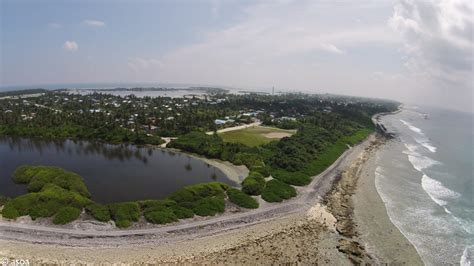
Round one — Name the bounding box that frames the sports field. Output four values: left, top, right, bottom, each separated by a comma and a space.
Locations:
219, 126, 296, 147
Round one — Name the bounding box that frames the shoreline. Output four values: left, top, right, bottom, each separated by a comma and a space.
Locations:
0, 132, 422, 264
164, 147, 249, 185
352, 136, 423, 264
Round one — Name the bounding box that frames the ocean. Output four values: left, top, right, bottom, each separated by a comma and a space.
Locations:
376, 106, 473, 265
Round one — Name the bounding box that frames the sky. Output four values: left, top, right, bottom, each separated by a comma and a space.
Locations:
1, 0, 472, 112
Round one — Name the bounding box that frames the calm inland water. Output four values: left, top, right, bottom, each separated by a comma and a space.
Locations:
0, 137, 237, 203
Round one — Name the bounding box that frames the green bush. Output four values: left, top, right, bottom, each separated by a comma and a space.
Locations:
241, 172, 266, 195
250, 165, 271, 177
0, 184, 92, 222
171, 205, 194, 219
193, 197, 225, 216
141, 199, 194, 223
12, 165, 42, 184
1, 203, 20, 219
12, 165, 90, 198
261, 179, 297, 203
270, 169, 311, 186
53, 206, 81, 225
3, 193, 39, 217
29, 200, 63, 220
86, 203, 111, 222
169, 182, 228, 204
109, 202, 140, 228
39, 184, 92, 207
144, 209, 178, 224
139, 199, 176, 210
115, 219, 132, 228
227, 188, 258, 209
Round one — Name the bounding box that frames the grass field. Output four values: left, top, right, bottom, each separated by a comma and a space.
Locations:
219, 126, 296, 147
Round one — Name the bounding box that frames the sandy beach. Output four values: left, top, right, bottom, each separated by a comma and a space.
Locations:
0, 134, 422, 264
352, 139, 423, 265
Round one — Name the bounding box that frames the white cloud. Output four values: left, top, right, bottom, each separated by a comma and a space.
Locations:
319, 43, 344, 54
48, 23, 62, 29
389, 0, 473, 87
146, 1, 397, 87
112, 0, 470, 111
82, 19, 106, 27
63, 41, 78, 52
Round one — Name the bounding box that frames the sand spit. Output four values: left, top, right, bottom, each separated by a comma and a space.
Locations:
0, 134, 422, 264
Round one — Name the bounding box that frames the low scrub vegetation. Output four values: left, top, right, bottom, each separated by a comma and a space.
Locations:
241, 172, 266, 195
261, 179, 297, 203
53, 206, 82, 225
227, 188, 259, 209
85, 203, 111, 222
1, 183, 92, 220
1, 166, 238, 227
108, 202, 140, 228
13, 165, 90, 197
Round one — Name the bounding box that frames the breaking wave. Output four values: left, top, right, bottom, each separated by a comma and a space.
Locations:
461, 247, 472, 266
400, 119, 424, 135
407, 154, 441, 172
421, 174, 460, 207
414, 137, 437, 153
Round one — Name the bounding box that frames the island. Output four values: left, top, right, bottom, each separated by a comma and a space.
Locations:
0, 88, 420, 265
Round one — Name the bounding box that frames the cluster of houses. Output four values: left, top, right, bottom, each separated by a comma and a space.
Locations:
213, 110, 265, 125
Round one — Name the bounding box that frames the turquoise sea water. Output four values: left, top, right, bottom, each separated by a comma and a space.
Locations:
376, 106, 473, 265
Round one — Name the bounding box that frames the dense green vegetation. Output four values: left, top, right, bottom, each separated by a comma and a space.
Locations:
108, 202, 140, 228
170, 119, 372, 192
53, 206, 82, 225
85, 203, 111, 222
241, 172, 267, 196
141, 199, 191, 224
227, 188, 259, 209
1, 166, 253, 227
261, 180, 297, 203
2, 183, 92, 220
0, 90, 397, 144
13, 165, 90, 197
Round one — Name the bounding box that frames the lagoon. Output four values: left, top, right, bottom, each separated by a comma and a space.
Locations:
0, 137, 236, 203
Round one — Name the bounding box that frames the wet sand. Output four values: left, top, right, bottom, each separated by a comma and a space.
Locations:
352, 138, 423, 265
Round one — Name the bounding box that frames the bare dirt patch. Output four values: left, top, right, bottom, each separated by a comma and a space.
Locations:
262, 132, 293, 139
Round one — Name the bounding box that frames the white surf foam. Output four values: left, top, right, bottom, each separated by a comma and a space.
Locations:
461, 247, 472, 266
408, 154, 441, 172
400, 119, 424, 135
421, 142, 437, 153
404, 143, 419, 153
421, 174, 460, 207
414, 137, 437, 153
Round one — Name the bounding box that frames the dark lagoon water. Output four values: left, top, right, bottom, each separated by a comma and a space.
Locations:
0, 137, 237, 203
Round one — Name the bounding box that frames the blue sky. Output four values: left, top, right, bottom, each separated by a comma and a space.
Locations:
1, 0, 472, 111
